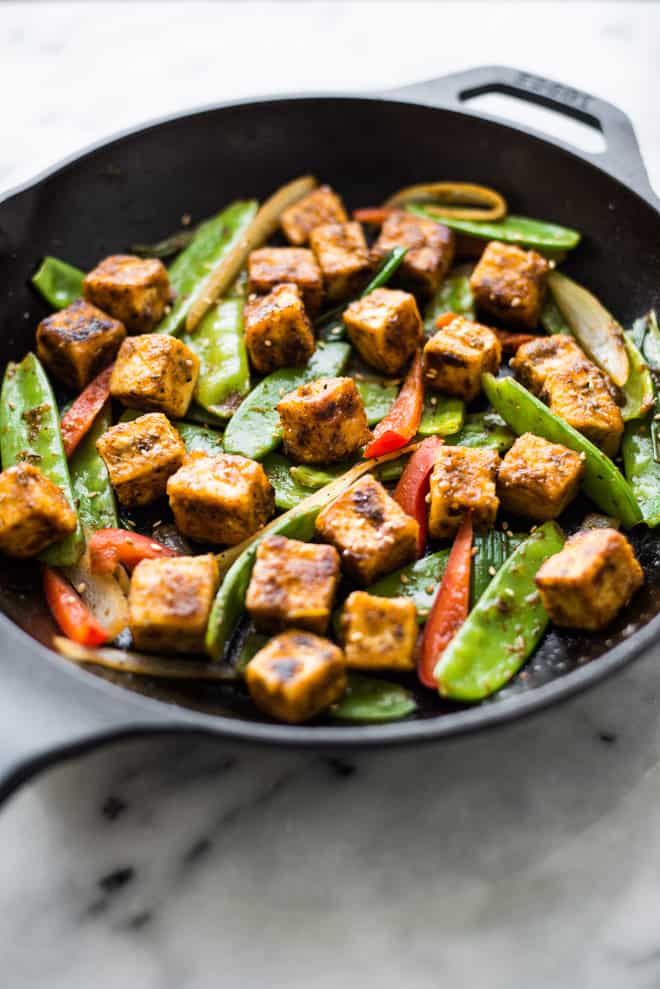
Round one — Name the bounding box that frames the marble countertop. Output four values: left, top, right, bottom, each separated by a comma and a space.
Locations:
1, 3, 659, 986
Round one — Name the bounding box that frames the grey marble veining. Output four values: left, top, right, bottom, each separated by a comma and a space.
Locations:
0, 2, 659, 987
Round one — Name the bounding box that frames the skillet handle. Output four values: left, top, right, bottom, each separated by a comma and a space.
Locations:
387, 65, 658, 205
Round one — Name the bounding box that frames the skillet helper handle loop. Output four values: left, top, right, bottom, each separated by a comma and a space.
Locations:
386, 65, 658, 206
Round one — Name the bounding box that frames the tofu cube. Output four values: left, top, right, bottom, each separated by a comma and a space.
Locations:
280, 185, 348, 245
246, 535, 340, 634
510, 334, 586, 396
423, 315, 501, 401
340, 591, 417, 671
245, 631, 346, 723
429, 446, 500, 538
309, 221, 372, 302
36, 300, 126, 391
0, 463, 76, 559
497, 433, 585, 520
110, 334, 199, 419
277, 376, 371, 464
96, 412, 185, 507
470, 241, 549, 330
544, 364, 624, 457
316, 475, 419, 584
535, 528, 643, 631
371, 210, 455, 298
129, 554, 220, 654
343, 288, 423, 375
167, 452, 275, 545
244, 283, 315, 375
248, 247, 323, 315
83, 255, 171, 333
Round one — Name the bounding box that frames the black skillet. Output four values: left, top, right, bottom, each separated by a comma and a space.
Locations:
0, 66, 659, 800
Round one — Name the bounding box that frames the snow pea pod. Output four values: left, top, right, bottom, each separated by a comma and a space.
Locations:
623, 415, 660, 526
418, 395, 465, 437
223, 341, 351, 460
470, 529, 524, 603
157, 200, 258, 336
368, 550, 450, 621
446, 410, 516, 453
435, 522, 565, 701
540, 296, 571, 335
483, 373, 642, 528
69, 402, 117, 531
262, 452, 313, 510
32, 257, 84, 310
356, 379, 398, 425
424, 271, 475, 334
330, 674, 417, 723
0, 353, 84, 564
407, 205, 581, 252
180, 298, 249, 416
318, 247, 408, 341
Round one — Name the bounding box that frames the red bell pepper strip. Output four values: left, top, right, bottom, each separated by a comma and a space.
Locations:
89, 528, 178, 575
435, 311, 459, 330
363, 352, 424, 458
42, 566, 110, 646
393, 435, 444, 556
60, 365, 114, 458
494, 330, 539, 354
418, 514, 473, 688
352, 208, 393, 226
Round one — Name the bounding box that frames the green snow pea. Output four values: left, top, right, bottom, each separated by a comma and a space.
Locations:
32, 257, 84, 310
424, 271, 475, 334
621, 334, 654, 422
368, 550, 450, 622
435, 522, 565, 701
356, 379, 398, 425
131, 226, 198, 260
262, 452, 314, 510
180, 297, 250, 416
318, 247, 408, 341
69, 403, 117, 531
0, 353, 84, 564
407, 205, 581, 252
447, 410, 516, 453
629, 310, 660, 372
470, 529, 524, 603
330, 674, 417, 723
418, 395, 465, 437
540, 296, 572, 335
157, 199, 258, 336
623, 416, 660, 527
223, 341, 351, 460
234, 626, 269, 675
483, 373, 642, 528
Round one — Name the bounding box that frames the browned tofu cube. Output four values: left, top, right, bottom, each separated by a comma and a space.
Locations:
535, 528, 643, 631
280, 185, 348, 245
0, 463, 76, 559
470, 241, 549, 330
340, 591, 417, 671
277, 376, 371, 464
110, 334, 199, 419
544, 364, 624, 457
129, 554, 219, 654
83, 255, 171, 333
246, 535, 340, 634
371, 210, 455, 298
36, 300, 126, 391
497, 433, 585, 521
167, 452, 274, 545
316, 475, 419, 584
429, 446, 499, 539
244, 283, 315, 375
510, 334, 587, 396
423, 315, 501, 401
309, 221, 372, 302
245, 630, 346, 723
96, 413, 185, 507
248, 247, 323, 315
343, 288, 423, 375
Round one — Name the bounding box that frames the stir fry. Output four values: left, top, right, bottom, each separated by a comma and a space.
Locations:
1, 176, 656, 725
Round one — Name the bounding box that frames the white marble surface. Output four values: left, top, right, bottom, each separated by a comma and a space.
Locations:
1, 2, 660, 986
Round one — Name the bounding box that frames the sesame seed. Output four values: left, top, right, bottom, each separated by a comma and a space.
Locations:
424, 493, 431, 503
502, 521, 509, 530
430, 397, 437, 406
76, 582, 87, 594
181, 213, 191, 226
264, 340, 273, 347
488, 565, 496, 576
426, 584, 435, 594
400, 574, 409, 584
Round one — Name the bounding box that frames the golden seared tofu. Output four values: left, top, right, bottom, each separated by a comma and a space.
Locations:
343, 287, 423, 375
247, 247, 323, 315
277, 376, 371, 464
535, 528, 643, 631
316, 475, 419, 584
83, 255, 171, 333
246, 535, 340, 634
167, 452, 274, 545
280, 185, 348, 245
429, 446, 499, 539
244, 283, 315, 375
511, 334, 586, 396
497, 433, 585, 521
36, 300, 126, 391
544, 364, 624, 458
0, 463, 76, 559
96, 413, 185, 507
110, 334, 200, 419
129, 554, 219, 654
245, 631, 346, 724
470, 241, 550, 330
371, 209, 455, 298
340, 591, 417, 672
423, 315, 501, 401
309, 221, 372, 302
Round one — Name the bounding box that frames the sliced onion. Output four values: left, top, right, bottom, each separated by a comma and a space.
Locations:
385, 182, 507, 221
63, 546, 128, 640
54, 637, 238, 680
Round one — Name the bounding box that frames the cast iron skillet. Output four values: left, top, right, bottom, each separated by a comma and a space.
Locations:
0, 66, 659, 799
